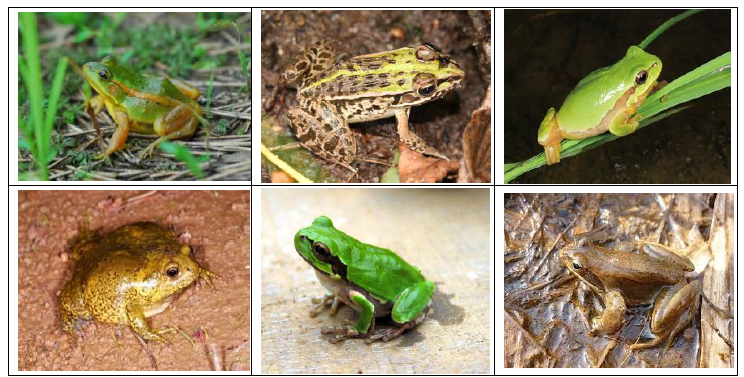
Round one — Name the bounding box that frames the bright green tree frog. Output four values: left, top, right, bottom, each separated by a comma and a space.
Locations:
294, 216, 435, 343
537, 46, 663, 164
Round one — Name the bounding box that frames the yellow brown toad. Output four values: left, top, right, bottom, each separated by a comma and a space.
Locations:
58, 222, 216, 342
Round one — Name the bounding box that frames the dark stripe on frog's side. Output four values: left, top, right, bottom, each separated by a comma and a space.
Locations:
295, 235, 348, 280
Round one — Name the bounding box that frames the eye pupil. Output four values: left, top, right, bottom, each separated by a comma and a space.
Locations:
419, 85, 436, 96
99, 69, 109, 80
167, 267, 179, 277
636, 70, 648, 85
573, 262, 581, 269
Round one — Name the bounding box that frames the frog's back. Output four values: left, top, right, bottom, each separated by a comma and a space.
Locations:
343, 241, 426, 302
556, 65, 627, 135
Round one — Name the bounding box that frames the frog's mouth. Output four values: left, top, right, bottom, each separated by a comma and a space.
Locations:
296, 235, 348, 280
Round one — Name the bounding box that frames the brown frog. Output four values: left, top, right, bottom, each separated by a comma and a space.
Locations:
58, 222, 216, 342
561, 240, 701, 349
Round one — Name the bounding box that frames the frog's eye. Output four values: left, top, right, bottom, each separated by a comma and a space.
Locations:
571, 259, 583, 270
98, 69, 111, 82
635, 70, 648, 85
311, 241, 331, 261
166, 266, 180, 278
416, 43, 439, 61
418, 84, 436, 96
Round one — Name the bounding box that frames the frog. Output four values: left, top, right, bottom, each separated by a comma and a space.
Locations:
82, 56, 203, 158
537, 46, 663, 164
58, 222, 217, 343
282, 41, 465, 171
294, 216, 435, 343
560, 240, 701, 349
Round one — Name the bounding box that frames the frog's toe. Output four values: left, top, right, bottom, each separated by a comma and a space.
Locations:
321, 325, 360, 343
365, 326, 407, 343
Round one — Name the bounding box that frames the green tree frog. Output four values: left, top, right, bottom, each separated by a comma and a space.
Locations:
294, 216, 435, 343
537, 46, 663, 164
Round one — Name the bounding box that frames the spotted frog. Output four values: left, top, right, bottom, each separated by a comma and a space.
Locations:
561, 241, 701, 349
58, 222, 216, 342
282, 41, 465, 171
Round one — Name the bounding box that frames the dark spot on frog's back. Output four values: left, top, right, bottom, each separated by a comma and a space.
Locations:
324, 136, 340, 153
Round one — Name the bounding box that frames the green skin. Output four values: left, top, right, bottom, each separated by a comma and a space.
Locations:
82, 56, 200, 126
294, 216, 435, 343
537, 46, 662, 164
82, 56, 202, 157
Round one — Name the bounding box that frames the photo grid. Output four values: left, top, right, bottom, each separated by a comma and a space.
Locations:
10, 6, 737, 375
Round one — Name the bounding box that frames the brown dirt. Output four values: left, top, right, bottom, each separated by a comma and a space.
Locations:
17, 190, 250, 371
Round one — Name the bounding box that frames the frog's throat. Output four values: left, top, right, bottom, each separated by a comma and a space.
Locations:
143, 294, 175, 318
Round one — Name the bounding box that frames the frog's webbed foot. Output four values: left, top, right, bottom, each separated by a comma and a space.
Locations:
310, 293, 340, 318
199, 268, 219, 290
321, 320, 367, 344
364, 324, 411, 343
395, 109, 448, 160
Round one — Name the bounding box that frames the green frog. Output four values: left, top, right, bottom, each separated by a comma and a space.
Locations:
294, 216, 435, 343
82, 56, 203, 158
538, 46, 663, 164
282, 41, 465, 171
58, 222, 217, 342
561, 240, 700, 349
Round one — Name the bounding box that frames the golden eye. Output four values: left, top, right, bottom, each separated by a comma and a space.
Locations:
635, 70, 648, 85
572, 258, 583, 270
312, 242, 330, 260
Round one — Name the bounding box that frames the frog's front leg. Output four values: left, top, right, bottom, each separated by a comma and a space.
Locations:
320, 291, 374, 343
537, 107, 564, 165
103, 103, 134, 156
287, 100, 357, 172
309, 292, 339, 318
591, 290, 626, 334
141, 104, 199, 158
630, 280, 701, 350
394, 108, 448, 160
607, 111, 640, 137
125, 305, 169, 343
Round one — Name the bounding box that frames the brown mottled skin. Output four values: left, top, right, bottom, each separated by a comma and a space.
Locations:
58, 222, 216, 342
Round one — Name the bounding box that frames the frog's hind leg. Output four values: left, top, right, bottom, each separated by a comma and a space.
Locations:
287, 101, 357, 172
365, 306, 431, 344
141, 105, 199, 159
395, 108, 448, 160
282, 41, 338, 88
103, 107, 133, 156
537, 107, 563, 165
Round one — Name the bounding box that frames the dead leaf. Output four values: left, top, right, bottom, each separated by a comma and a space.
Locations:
398, 144, 459, 183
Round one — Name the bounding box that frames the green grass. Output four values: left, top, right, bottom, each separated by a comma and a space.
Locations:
18, 12, 68, 180
504, 10, 730, 183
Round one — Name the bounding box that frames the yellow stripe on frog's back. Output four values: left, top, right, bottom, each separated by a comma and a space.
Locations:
300, 48, 423, 95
